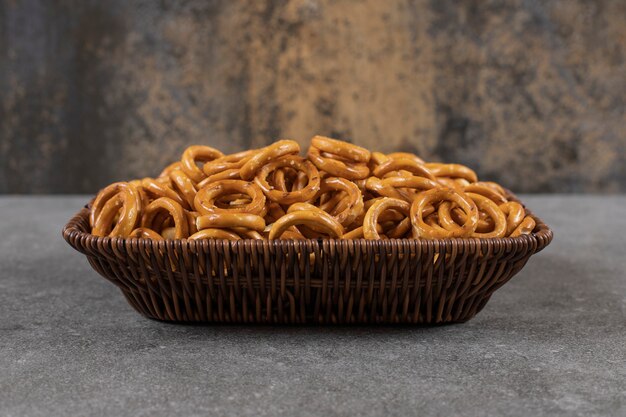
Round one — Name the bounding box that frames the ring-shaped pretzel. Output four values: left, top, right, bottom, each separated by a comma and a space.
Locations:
140, 177, 188, 209
269, 203, 343, 239
463, 182, 507, 205
307, 146, 370, 180
91, 183, 142, 237
410, 188, 478, 238
129, 227, 164, 239
141, 197, 189, 239
386, 152, 425, 164
444, 204, 494, 233
510, 216, 536, 237
499, 201, 526, 236
319, 177, 364, 226
310, 135, 371, 162
202, 149, 257, 177
464, 193, 507, 238
366, 175, 439, 201
363, 197, 410, 240
254, 156, 321, 204
239, 140, 300, 180
196, 213, 266, 232
194, 179, 266, 216
188, 228, 241, 240
373, 157, 436, 181
425, 163, 478, 183
437, 193, 507, 239
181, 145, 224, 183
168, 168, 197, 208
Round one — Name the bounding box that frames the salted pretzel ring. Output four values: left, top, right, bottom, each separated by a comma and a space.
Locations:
318, 177, 364, 226
373, 157, 436, 181
269, 203, 344, 239
180, 145, 224, 183
91, 182, 142, 237
307, 146, 370, 180
129, 227, 164, 240
411, 188, 478, 238
387, 152, 425, 164
425, 163, 478, 183
272, 167, 308, 192
499, 201, 526, 236
365, 175, 439, 201
310, 135, 371, 162
196, 212, 266, 232
188, 228, 241, 240
239, 140, 300, 180
140, 177, 187, 208
510, 216, 536, 237
141, 197, 189, 239
363, 198, 411, 240
445, 205, 494, 233
254, 156, 321, 204
168, 168, 197, 208
194, 179, 266, 215
463, 182, 507, 205
437, 193, 506, 238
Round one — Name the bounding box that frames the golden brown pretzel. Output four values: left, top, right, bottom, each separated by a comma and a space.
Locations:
141, 197, 189, 239
310, 135, 371, 162
140, 177, 188, 209
410, 188, 478, 238
254, 156, 321, 204
318, 177, 364, 226
202, 149, 257, 177
181, 145, 224, 183
438, 194, 506, 238
373, 157, 436, 181
196, 212, 266, 232
168, 168, 198, 208
464, 193, 507, 238
463, 182, 507, 205
239, 140, 300, 180
307, 146, 370, 180
129, 227, 164, 239
499, 201, 526, 236
91, 182, 142, 237
510, 216, 536, 237
363, 198, 411, 240
269, 203, 344, 239
387, 152, 425, 164
188, 228, 242, 240
425, 163, 478, 183
194, 179, 266, 216
366, 175, 439, 201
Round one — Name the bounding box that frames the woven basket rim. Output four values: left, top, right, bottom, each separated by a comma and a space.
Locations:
62, 190, 553, 254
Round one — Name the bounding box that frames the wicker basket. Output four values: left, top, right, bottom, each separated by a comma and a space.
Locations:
62, 193, 552, 324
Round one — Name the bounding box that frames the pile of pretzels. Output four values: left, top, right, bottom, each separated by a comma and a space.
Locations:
89, 136, 536, 240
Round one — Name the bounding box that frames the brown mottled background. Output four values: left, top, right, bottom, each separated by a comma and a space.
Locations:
1, 0, 624, 194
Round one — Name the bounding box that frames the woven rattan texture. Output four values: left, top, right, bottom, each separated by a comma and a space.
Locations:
63, 196, 552, 324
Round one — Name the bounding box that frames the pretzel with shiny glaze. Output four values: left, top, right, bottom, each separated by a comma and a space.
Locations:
254, 156, 321, 204
141, 197, 189, 239
410, 188, 478, 238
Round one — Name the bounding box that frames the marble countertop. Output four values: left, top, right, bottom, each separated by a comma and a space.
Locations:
1, 195, 624, 417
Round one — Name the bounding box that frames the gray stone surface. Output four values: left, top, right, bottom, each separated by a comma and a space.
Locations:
0, 195, 624, 417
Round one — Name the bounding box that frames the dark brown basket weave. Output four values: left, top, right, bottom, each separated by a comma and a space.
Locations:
62, 193, 552, 325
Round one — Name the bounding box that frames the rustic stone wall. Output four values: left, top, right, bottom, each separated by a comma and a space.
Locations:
1, 0, 624, 193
